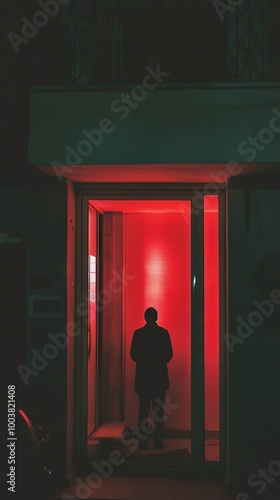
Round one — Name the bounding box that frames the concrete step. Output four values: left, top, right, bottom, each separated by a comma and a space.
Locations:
91, 422, 126, 440
88, 422, 126, 458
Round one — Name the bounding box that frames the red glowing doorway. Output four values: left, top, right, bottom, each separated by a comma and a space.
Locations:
85, 193, 223, 465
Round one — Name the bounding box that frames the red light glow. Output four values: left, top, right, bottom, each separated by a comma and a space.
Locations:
87, 198, 221, 457
124, 209, 191, 431
204, 195, 220, 460
88, 206, 97, 437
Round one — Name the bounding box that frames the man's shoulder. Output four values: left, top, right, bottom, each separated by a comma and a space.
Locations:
133, 324, 169, 335
133, 326, 146, 335
157, 325, 169, 335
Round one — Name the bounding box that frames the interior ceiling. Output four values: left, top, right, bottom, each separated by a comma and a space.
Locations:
89, 199, 218, 213
37, 163, 279, 183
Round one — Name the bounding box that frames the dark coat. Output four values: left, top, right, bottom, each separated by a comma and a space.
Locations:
130, 322, 173, 394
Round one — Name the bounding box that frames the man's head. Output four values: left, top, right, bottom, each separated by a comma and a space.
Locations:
144, 307, 158, 323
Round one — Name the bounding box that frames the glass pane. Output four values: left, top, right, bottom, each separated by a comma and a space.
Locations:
204, 195, 220, 461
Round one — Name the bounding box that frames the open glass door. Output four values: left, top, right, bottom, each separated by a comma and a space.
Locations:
82, 191, 224, 470
87, 205, 98, 438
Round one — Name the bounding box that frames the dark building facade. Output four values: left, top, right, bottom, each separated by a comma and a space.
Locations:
2, 1, 280, 498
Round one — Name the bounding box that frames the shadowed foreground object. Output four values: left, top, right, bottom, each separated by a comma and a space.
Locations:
16, 410, 51, 499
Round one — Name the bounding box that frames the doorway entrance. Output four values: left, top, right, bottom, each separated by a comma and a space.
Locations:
75, 184, 226, 472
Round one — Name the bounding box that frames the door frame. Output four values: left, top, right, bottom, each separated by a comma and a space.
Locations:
87, 204, 101, 438
74, 182, 227, 476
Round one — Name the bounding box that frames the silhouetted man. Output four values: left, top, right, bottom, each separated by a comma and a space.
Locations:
130, 307, 173, 449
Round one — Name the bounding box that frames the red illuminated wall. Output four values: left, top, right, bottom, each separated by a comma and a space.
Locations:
204, 195, 220, 432
87, 199, 220, 438
124, 210, 191, 430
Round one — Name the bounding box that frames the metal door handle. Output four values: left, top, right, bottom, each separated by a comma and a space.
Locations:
88, 326, 91, 360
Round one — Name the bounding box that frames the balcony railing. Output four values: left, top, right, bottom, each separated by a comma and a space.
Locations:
62, 0, 279, 85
